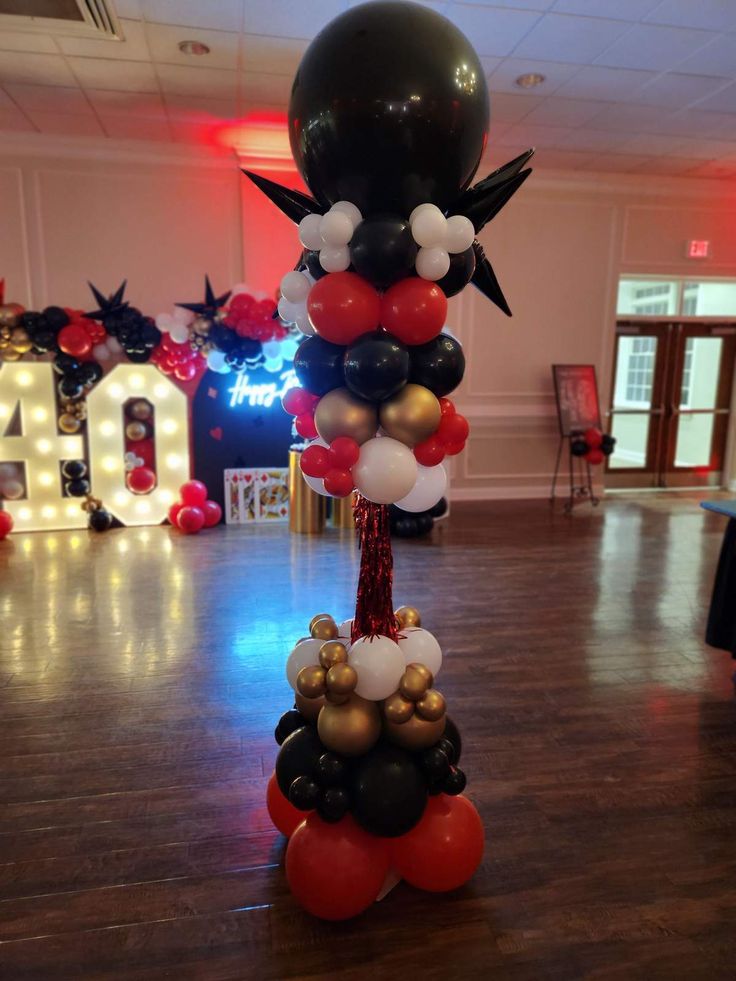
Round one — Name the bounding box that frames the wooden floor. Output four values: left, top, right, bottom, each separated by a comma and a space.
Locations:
1, 495, 736, 980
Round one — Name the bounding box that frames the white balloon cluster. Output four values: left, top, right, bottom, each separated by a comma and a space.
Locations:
155, 307, 194, 345
124, 450, 144, 472
91, 334, 123, 362
286, 625, 443, 700
278, 269, 314, 335
298, 201, 363, 274
409, 204, 475, 282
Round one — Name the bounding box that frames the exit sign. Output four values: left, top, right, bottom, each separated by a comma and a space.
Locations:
687, 239, 710, 259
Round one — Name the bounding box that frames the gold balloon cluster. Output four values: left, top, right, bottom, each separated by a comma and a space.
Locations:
59, 399, 87, 434
0, 302, 31, 363
379, 384, 441, 446
314, 388, 377, 445
383, 663, 447, 750
395, 605, 421, 629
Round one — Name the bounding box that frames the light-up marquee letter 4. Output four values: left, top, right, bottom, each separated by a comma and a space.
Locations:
0, 363, 85, 531
87, 365, 190, 528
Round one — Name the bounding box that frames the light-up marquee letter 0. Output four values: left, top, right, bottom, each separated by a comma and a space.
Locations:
87, 365, 190, 527
0, 363, 85, 531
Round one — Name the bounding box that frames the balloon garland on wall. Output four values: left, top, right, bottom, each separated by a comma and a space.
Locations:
251, 1, 533, 919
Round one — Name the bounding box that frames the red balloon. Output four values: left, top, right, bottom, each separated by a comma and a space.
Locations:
283, 387, 316, 416
266, 772, 307, 838
443, 440, 466, 457
58, 323, 92, 359
202, 499, 222, 527
127, 466, 156, 494
323, 468, 354, 497
307, 272, 381, 345
390, 794, 484, 893
286, 813, 389, 920
585, 448, 604, 465
295, 413, 318, 440
168, 502, 183, 526
380, 279, 447, 346
329, 436, 360, 469
180, 480, 208, 506
438, 412, 469, 446
177, 505, 205, 534
414, 435, 446, 467
300, 444, 331, 478
174, 360, 197, 382
584, 427, 603, 449
439, 397, 455, 417
136, 438, 155, 468
0, 510, 13, 540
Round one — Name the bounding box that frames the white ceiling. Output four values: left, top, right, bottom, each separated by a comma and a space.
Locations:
2, 0, 736, 178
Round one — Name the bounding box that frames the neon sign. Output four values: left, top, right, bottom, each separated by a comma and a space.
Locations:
228, 368, 298, 409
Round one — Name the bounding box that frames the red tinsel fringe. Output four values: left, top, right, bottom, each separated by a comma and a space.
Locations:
351, 495, 398, 643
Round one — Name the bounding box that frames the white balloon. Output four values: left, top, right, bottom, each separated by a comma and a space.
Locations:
295, 309, 316, 335
416, 246, 450, 281
319, 245, 351, 272
262, 340, 281, 359
338, 618, 353, 640
330, 200, 363, 228
281, 337, 299, 361
278, 296, 300, 324
280, 270, 311, 304
353, 437, 417, 505
320, 210, 354, 247
349, 635, 405, 701
298, 213, 324, 250
286, 638, 324, 689
263, 356, 283, 374
155, 313, 174, 330
409, 202, 435, 225
411, 205, 447, 248
397, 627, 442, 678
445, 214, 475, 254
174, 306, 194, 325
207, 349, 229, 373
106, 336, 122, 354
395, 463, 447, 513
93, 342, 111, 361
169, 323, 190, 344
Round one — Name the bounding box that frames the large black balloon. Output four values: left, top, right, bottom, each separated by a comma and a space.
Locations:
275, 725, 325, 798
344, 330, 409, 402
351, 743, 427, 837
437, 247, 476, 298
293, 335, 346, 396
349, 217, 417, 290
408, 333, 465, 397
289, 1, 489, 215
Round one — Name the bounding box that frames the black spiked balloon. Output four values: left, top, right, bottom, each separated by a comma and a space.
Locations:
460, 167, 532, 235
242, 170, 321, 224
176, 275, 231, 318
471, 242, 511, 317
85, 280, 129, 321
452, 148, 535, 219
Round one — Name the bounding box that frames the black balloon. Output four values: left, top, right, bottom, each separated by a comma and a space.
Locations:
416, 512, 433, 535
318, 787, 350, 823
289, 2, 489, 216
429, 496, 448, 519
393, 515, 419, 538
301, 249, 328, 281
351, 743, 427, 837
62, 459, 87, 480
349, 217, 417, 289
571, 439, 588, 457
421, 746, 451, 783
66, 478, 90, 498
88, 508, 113, 532
314, 752, 347, 788
275, 709, 307, 746
53, 354, 80, 376
442, 717, 462, 764
58, 378, 84, 400
443, 766, 467, 796
344, 330, 409, 402
294, 335, 346, 396
43, 305, 70, 330
437, 247, 476, 298
288, 775, 321, 810
408, 333, 465, 398
275, 725, 325, 798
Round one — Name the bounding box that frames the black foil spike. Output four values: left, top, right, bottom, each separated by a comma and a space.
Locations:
85, 280, 129, 320
242, 170, 321, 224
176, 275, 231, 317
471, 242, 511, 317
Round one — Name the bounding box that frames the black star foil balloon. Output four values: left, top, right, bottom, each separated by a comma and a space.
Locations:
176, 275, 232, 318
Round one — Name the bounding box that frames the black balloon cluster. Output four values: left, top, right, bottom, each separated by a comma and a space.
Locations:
21, 306, 68, 355
20, 307, 102, 400
62, 459, 90, 498
89, 283, 161, 364
390, 496, 447, 539
53, 352, 102, 400
207, 322, 262, 371
274, 710, 465, 837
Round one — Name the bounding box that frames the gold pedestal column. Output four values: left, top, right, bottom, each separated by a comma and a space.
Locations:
330, 492, 356, 529
289, 449, 326, 534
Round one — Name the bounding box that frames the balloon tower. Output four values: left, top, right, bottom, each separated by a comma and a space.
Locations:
251, 1, 533, 920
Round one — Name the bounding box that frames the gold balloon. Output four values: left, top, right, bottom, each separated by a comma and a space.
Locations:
1, 348, 21, 362
59, 413, 81, 434
311, 616, 338, 641
314, 387, 377, 445
318, 694, 381, 756
384, 711, 446, 750
125, 421, 147, 442
309, 613, 332, 632
395, 605, 421, 629
416, 688, 446, 722
326, 662, 357, 695
319, 640, 347, 670
379, 383, 441, 446
295, 691, 325, 721
399, 664, 430, 701
296, 664, 327, 699
0, 303, 22, 328
130, 399, 152, 422
408, 662, 433, 687
325, 690, 350, 705
383, 692, 415, 724
10, 328, 32, 354
192, 316, 211, 336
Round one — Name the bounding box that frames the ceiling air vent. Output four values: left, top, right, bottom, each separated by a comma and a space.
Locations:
0, 0, 122, 39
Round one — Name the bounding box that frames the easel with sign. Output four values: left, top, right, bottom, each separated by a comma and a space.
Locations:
549, 364, 601, 514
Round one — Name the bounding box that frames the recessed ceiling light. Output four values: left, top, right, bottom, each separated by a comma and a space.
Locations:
515, 73, 546, 89
178, 40, 211, 56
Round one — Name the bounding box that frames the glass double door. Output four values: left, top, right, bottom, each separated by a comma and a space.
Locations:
607, 321, 736, 488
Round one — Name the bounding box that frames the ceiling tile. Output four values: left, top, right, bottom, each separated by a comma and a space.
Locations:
645, 107, 736, 136
0, 108, 35, 132
487, 58, 580, 94
690, 82, 736, 113
666, 136, 736, 159
24, 112, 106, 137
0, 31, 58, 54
69, 57, 159, 93
531, 147, 596, 169
582, 152, 655, 172
115, 0, 142, 17
141, 0, 244, 32
523, 96, 604, 127
244, 0, 346, 40
678, 37, 736, 79
241, 35, 308, 76
556, 65, 654, 100
634, 72, 731, 108
559, 128, 629, 151
461, 0, 554, 8
164, 93, 237, 122
240, 71, 292, 106
488, 92, 543, 122
56, 19, 150, 61
615, 133, 691, 155
495, 122, 574, 147
85, 89, 167, 119
156, 64, 237, 97
3, 84, 94, 115
643, 0, 736, 31
552, 0, 660, 19
169, 120, 222, 144
687, 159, 736, 178
512, 13, 630, 64
594, 23, 715, 72
101, 115, 172, 141
587, 102, 679, 131
636, 155, 704, 174
0, 51, 77, 87
146, 23, 238, 70
448, 5, 543, 57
